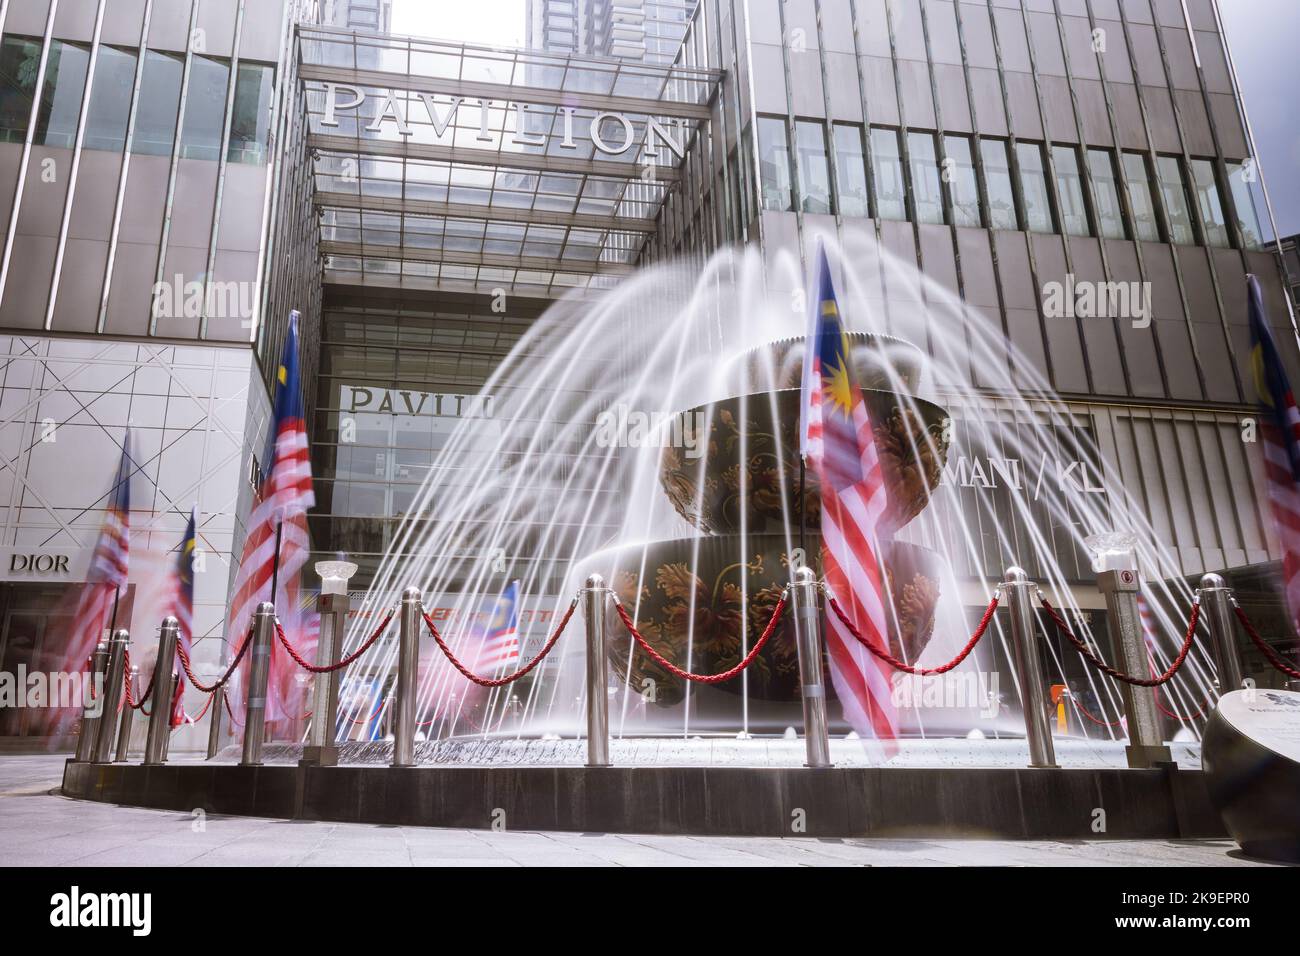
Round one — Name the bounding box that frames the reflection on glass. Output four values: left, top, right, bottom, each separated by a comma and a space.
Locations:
35, 41, 90, 148
1227, 161, 1264, 250
1015, 142, 1054, 234
132, 50, 183, 156
84, 46, 137, 152
980, 138, 1018, 230
1156, 155, 1195, 245
908, 131, 944, 224
0, 36, 42, 143
228, 62, 274, 164
1122, 152, 1160, 242
870, 126, 906, 221
180, 55, 230, 161
833, 123, 869, 218
757, 116, 792, 212
944, 134, 980, 227
1190, 158, 1230, 248
1087, 148, 1127, 240
1052, 146, 1089, 236
795, 120, 832, 214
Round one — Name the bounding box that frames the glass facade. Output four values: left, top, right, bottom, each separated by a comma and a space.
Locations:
980, 138, 1018, 231
1087, 148, 1127, 241
34, 40, 89, 149
1052, 146, 1089, 238
0, 36, 41, 143
908, 131, 943, 225
870, 126, 906, 222
83, 46, 137, 152
944, 134, 979, 229
832, 123, 868, 219
132, 50, 184, 156
794, 119, 830, 215
1016, 142, 1054, 234
1122, 152, 1161, 243
1156, 155, 1196, 246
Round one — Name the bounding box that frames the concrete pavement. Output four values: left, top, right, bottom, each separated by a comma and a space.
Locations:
0, 754, 1281, 867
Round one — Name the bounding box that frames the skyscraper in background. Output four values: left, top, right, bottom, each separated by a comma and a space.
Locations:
527, 0, 697, 63
324, 0, 393, 34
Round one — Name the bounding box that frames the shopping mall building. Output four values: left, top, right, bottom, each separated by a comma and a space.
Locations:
0, 0, 1295, 744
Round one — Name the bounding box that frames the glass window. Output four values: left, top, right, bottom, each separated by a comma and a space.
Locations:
1015, 142, 1054, 233
34, 41, 90, 148
870, 126, 906, 221
794, 120, 832, 214
228, 62, 274, 164
980, 138, 1018, 230
943, 134, 980, 228
83, 46, 136, 152
908, 131, 944, 224
1122, 152, 1161, 242
180, 55, 230, 161
756, 116, 792, 212
1052, 145, 1089, 236
1190, 158, 1230, 248
0, 36, 42, 144
1227, 160, 1264, 250
1086, 148, 1127, 240
132, 50, 183, 156
1155, 155, 1195, 245
832, 123, 869, 218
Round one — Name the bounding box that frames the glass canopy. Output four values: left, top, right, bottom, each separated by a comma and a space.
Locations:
297, 25, 722, 296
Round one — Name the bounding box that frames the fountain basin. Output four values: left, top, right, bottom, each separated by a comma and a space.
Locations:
660, 388, 948, 536
575, 533, 943, 709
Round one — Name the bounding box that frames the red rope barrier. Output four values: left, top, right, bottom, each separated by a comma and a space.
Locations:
425, 598, 578, 687
827, 592, 999, 675
176, 625, 254, 694
1232, 603, 1300, 679
223, 693, 243, 728
349, 699, 387, 725
1041, 598, 1199, 687
275, 608, 394, 674
613, 592, 788, 685
121, 649, 156, 710
186, 691, 214, 725
1066, 697, 1128, 733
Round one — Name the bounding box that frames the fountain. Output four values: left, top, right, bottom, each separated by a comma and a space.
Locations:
63, 234, 1247, 838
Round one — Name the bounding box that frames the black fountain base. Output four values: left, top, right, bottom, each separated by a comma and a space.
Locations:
61, 759, 1225, 839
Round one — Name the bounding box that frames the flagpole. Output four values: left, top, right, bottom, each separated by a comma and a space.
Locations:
108, 586, 120, 634
269, 519, 283, 610
798, 455, 807, 569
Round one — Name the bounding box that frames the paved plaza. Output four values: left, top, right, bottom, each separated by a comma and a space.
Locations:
0, 755, 1283, 867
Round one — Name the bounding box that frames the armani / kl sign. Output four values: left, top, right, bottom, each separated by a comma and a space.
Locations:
319, 84, 688, 159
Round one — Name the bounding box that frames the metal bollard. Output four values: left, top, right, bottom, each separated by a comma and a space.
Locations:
1097, 568, 1172, 768
161, 672, 175, 761
301, 591, 350, 767
584, 574, 610, 767
143, 617, 179, 766
206, 686, 225, 759
240, 603, 276, 767
93, 630, 129, 763
1199, 573, 1245, 695
75, 641, 109, 763
790, 566, 832, 768
393, 586, 421, 768
114, 665, 138, 762
1001, 568, 1057, 769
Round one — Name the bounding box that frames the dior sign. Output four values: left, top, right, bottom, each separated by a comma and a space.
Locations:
318, 83, 688, 159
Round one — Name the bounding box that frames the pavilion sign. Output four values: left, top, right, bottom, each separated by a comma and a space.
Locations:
318, 83, 690, 160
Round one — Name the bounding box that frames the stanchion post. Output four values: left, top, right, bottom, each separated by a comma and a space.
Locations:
1199, 573, 1245, 695
113, 664, 137, 762
206, 686, 224, 759
301, 591, 350, 767
143, 617, 179, 766
1097, 567, 1172, 768
584, 574, 610, 767
74, 641, 109, 763
240, 603, 276, 767
393, 586, 421, 768
93, 629, 129, 763
1002, 568, 1057, 769
791, 566, 832, 768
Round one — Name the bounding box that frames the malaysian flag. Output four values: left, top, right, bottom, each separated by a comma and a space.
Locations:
799, 247, 899, 756
167, 506, 198, 727
226, 311, 316, 733
1249, 273, 1300, 632
474, 581, 521, 670
58, 430, 134, 679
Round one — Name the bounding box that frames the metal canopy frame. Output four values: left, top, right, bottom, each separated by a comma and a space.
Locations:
297, 24, 722, 296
